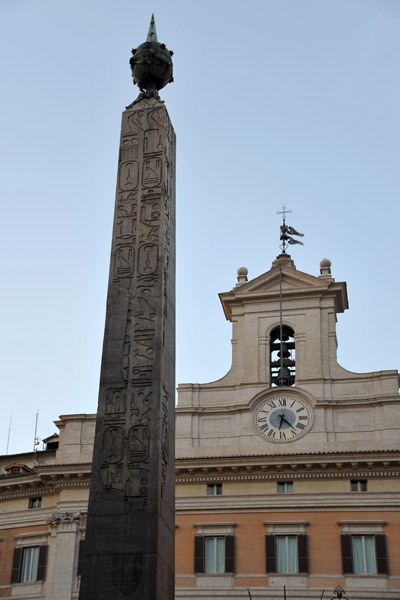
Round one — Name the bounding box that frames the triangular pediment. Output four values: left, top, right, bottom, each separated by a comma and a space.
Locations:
219, 257, 348, 320
239, 265, 327, 295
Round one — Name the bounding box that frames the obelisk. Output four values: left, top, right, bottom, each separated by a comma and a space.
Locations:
79, 16, 175, 600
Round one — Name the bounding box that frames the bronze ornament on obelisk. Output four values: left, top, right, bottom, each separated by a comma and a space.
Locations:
79, 16, 175, 600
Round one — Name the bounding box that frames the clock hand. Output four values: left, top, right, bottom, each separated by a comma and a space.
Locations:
278, 414, 284, 430
281, 415, 294, 428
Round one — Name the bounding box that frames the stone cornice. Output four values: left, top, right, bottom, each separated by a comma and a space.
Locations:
176, 392, 400, 412
176, 452, 400, 482
0, 463, 91, 499
176, 492, 400, 513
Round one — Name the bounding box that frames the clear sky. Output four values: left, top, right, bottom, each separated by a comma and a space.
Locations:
1, 0, 399, 454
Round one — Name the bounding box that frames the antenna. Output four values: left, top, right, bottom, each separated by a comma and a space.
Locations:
6, 412, 12, 454
33, 410, 40, 453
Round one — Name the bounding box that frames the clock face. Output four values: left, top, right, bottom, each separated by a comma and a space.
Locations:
254, 396, 313, 443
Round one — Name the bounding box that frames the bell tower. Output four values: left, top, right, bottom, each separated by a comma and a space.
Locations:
177, 249, 399, 453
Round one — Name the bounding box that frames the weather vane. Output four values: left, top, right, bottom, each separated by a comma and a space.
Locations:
277, 205, 304, 254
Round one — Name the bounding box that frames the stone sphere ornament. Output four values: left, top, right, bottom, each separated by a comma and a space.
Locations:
129, 14, 173, 106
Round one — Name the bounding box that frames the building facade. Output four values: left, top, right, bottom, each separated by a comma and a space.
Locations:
1, 254, 400, 599
174, 254, 400, 599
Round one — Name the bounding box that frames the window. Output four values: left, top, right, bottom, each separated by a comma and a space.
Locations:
341, 534, 388, 575
4, 464, 31, 476
194, 535, 235, 574
21, 547, 39, 582
207, 483, 222, 496
351, 480, 367, 492
277, 482, 293, 494
266, 534, 308, 574
11, 545, 48, 583
205, 537, 225, 573
28, 497, 42, 509
353, 536, 376, 574
277, 536, 297, 573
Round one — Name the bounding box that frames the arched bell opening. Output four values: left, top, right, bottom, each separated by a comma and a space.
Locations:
270, 325, 296, 387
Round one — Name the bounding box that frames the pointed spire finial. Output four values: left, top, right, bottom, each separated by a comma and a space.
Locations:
129, 14, 173, 107
147, 14, 158, 43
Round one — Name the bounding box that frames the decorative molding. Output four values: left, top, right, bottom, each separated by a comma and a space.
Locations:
264, 521, 309, 534
14, 531, 50, 546
176, 469, 400, 483
48, 511, 82, 528
338, 520, 387, 534
14, 531, 50, 539
194, 522, 237, 535
176, 492, 400, 513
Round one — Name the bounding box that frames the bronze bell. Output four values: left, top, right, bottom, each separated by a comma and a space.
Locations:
276, 366, 295, 387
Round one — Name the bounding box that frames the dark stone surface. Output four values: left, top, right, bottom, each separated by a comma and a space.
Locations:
79, 98, 176, 600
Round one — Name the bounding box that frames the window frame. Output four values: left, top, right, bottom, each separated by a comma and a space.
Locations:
28, 497, 42, 509
264, 521, 309, 575
207, 483, 222, 496
20, 546, 40, 582
352, 535, 376, 574
339, 521, 388, 576
193, 522, 236, 575
11, 544, 48, 584
204, 536, 225, 573
277, 482, 294, 494
350, 479, 368, 492
11, 531, 50, 585
276, 535, 298, 573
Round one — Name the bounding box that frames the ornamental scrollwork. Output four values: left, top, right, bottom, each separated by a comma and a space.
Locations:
48, 511, 81, 528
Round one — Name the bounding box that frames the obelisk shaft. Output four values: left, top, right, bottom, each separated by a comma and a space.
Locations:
79, 98, 175, 600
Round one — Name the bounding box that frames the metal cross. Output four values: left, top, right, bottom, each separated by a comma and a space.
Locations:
276, 204, 292, 220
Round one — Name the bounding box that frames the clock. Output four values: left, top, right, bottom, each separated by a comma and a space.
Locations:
254, 396, 313, 443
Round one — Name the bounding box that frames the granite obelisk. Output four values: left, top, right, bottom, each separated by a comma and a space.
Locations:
79, 17, 175, 600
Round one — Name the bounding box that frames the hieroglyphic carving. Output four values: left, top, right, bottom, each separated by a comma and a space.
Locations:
81, 99, 175, 600
125, 468, 149, 513
119, 161, 139, 191
101, 463, 124, 491
112, 554, 143, 596
128, 425, 150, 462
139, 198, 160, 243
144, 129, 162, 154
160, 385, 169, 496
114, 246, 134, 278
102, 427, 125, 463
128, 109, 147, 132
148, 106, 165, 129
143, 156, 162, 187
130, 387, 152, 425
105, 389, 127, 417
138, 243, 158, 275
120, 134, 139, 161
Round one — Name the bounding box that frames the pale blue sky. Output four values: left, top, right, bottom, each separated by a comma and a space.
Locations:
1, 0, 399, 454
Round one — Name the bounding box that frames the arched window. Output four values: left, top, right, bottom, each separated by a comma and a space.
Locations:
270, 325, 295, 387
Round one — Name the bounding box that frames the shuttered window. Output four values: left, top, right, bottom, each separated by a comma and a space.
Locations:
340, 534, 388, 575
194, 535, 235, 574
265, 535, 308, 574
10, 546, 48, 583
